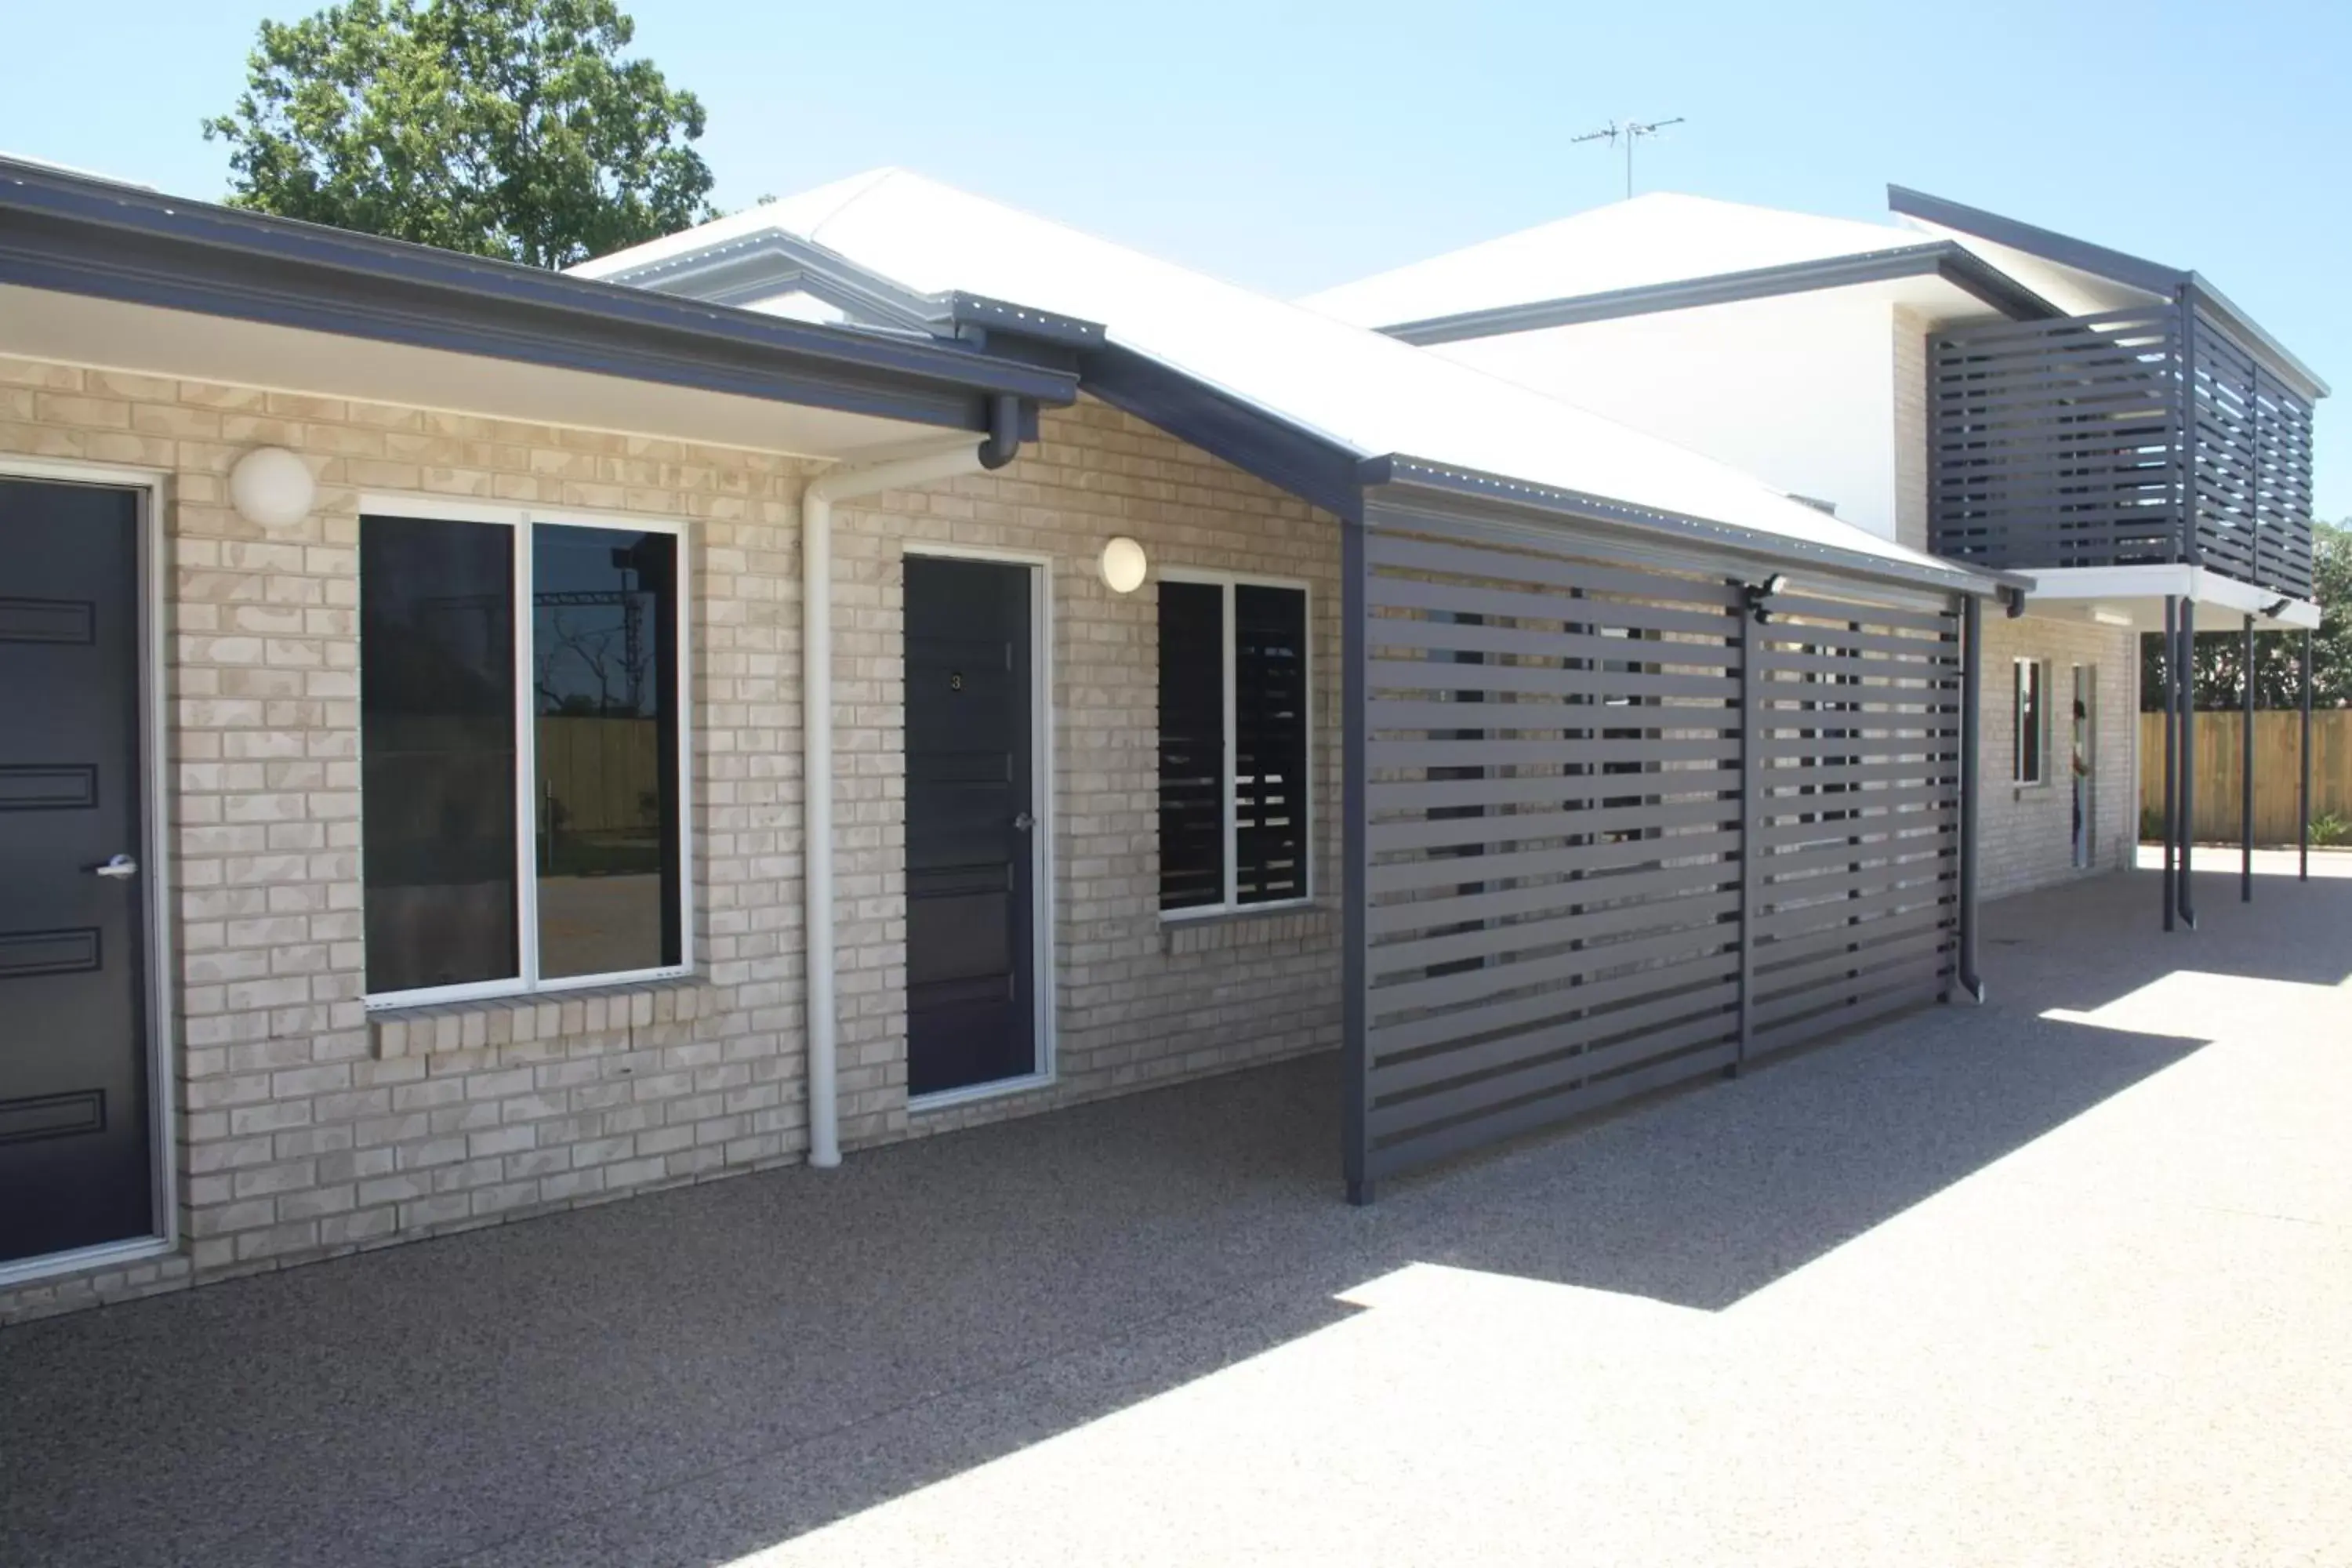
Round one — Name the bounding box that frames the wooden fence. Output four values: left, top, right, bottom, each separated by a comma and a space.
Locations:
537, 715, 662, 834
2136, 710, 2352, 844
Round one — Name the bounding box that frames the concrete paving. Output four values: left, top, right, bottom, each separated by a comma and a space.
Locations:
4, 854, 2348, 1566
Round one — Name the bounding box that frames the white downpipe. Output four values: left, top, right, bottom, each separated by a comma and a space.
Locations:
800, 441, 989, 1167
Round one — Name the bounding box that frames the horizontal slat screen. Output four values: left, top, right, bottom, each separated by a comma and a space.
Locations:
1157, 579, 1225, 910
1351, 522, 1962, 1189
1235, 584, 1310, 904
1929, 304, 2314, 600
1929, 307, 2184, 572
2190, 309, 2315, 600
1748, 601, 1961, 1058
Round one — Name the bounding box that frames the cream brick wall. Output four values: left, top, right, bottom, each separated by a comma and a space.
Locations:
1978, 612, 2140, 901
0, 360, 1341, 1323
1891, 307, 1929, 556
827, 398, 1342, 1148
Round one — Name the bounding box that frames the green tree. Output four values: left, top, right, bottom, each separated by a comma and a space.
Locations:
204, 0, 716, 269
2140, 521, 2352, 710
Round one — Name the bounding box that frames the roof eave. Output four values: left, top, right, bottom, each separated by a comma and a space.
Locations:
0, 156, 1082, 432
1889, 183, 2328, 401
1078, 343, 1367, 521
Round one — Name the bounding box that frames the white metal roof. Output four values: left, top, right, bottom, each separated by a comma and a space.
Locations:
579, 172, 1973, 579
1301, 193, 1926, 329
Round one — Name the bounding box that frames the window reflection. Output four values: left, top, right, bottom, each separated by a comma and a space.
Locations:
360, 515, 519, 993
532, 525, 681, 978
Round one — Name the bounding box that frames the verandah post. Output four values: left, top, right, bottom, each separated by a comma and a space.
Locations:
2302, 627, 2314, 883
1957, 594, 1984, 1000
1340, 508, 1372, 1206
2163, 596, 2178, 931
2243, 612, 2256, 902
2177, 602, 2198, 928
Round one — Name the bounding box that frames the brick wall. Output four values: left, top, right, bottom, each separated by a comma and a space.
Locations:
1891, 307, 1929, 556
0, 359, 1341, 1323
826, 398, 1341, 1146
1977, 612, 2140, 900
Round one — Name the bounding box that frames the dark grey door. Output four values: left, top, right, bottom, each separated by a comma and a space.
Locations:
904, 556, 1036, 1098
0, 477, 152, 1265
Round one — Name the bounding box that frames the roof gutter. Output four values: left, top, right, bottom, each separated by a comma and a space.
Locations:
1360, 454, 2030, 604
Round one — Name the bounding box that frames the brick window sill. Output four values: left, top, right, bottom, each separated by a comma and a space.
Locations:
1160, 902, 1332, 956
369, 975, 711, 1059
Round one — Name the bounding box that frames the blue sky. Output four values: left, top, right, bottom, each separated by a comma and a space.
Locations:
8, 0, 2346, 516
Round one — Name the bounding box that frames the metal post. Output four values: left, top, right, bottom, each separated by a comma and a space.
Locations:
2178, 603, 2198, 928
1733, 584, 1759, 1063
2302, 627, 2314, 883
2162, 596, 2178, 931
2177, 289, 2202, 569
1957, 595, 1984, 998
2242, 612, 2256, 902
1340, 511, 1372, 1207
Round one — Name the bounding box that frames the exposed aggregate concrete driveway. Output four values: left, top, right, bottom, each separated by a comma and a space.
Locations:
5, 852, 2348, 1566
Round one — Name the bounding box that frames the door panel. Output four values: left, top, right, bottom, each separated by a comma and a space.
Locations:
903, 557, 1036, 1098
0, 477, 152, 1265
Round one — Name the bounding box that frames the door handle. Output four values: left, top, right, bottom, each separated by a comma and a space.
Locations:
91, 853, 139, 880
1012, 811, 1036, 833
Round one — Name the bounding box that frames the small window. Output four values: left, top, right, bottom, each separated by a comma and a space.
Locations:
2013, 658, 2046, 785
361, 506, 688, 1005
1157, 575, 1310, 913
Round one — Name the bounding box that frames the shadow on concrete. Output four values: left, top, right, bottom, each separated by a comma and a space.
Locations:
5, 863, 2300, 1567
1988, 858, 2352, 1008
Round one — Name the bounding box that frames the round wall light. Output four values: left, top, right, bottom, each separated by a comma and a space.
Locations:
228, 446, 317, 529
1098, 535, 1148, 594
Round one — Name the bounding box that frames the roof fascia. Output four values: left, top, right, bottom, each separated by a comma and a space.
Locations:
0, 157, 1078, 431
1358, 454, 2025, 601
1078, 345, 1365, 521
1889, 185, 2328, 401
1377, 241, 2054, 345
1888, 185, 2187, 293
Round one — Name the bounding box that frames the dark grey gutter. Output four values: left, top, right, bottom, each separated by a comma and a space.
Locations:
1888, 183, 2329, 401
1360, 454, 2030, 602
1377, 241, 2056, 346
0, 156, 1081, 433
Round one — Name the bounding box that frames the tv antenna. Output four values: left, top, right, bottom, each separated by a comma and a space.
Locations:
1572, 117, 1685, 198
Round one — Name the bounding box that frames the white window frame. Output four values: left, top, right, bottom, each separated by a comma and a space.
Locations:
2013, 656, 2049, 786
1157, 567, 1315, 920
359, 495, 694, 1010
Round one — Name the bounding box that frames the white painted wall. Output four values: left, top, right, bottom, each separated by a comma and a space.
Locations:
1428, 289, 1907, 542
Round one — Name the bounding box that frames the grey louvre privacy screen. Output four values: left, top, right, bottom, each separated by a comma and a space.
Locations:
1927, 304, 2315, 599
1342, 509, 1965, 1199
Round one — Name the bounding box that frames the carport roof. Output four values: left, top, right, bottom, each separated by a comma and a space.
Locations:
578, 171, 2009, 597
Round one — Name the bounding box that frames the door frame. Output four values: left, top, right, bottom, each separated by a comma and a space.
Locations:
2073, 661, 2098, 869
899, 542, 1057, 1110
0, 455, 177, 1288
